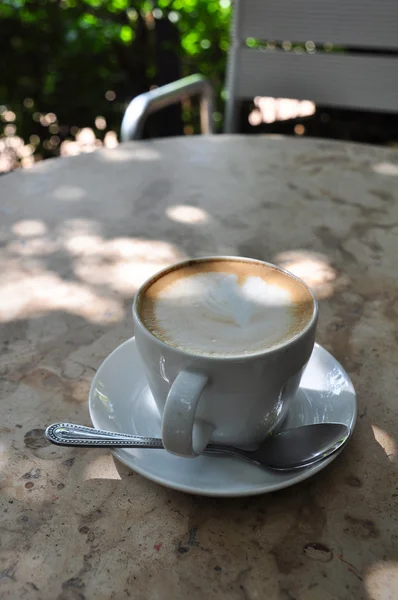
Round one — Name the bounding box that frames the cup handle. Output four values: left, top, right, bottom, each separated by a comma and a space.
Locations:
162, 371, 212, 457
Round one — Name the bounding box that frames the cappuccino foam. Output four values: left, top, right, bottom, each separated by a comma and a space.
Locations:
138, 259, 314, 357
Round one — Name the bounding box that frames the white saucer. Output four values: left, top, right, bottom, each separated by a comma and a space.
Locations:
89, 338, 357, 497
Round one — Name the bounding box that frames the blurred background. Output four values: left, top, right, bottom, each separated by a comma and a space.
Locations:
1, 0, 398, 174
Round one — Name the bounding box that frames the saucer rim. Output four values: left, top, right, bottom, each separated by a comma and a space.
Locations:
89, 338, 357, 497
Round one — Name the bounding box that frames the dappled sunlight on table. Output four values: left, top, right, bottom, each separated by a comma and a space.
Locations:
273, 249, 338, 299
0, 217, 185, 323
67, 236, 185, 295
371, 162, 398, 176
371, 424, 396, 463
166, 204, 210, 224
0, 271, 124, 324
11, 220, 48, 237
83, 453, 122, 481
366, 562, 398, 600
0, 442, 8, 471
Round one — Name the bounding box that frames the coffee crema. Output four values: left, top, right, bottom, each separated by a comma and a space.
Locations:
137, 259, 314, 357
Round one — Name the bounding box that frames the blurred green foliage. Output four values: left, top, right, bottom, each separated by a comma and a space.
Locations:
0, 0, 231, 167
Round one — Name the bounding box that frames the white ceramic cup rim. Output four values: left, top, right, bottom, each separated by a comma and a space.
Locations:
133, 255, 318, 362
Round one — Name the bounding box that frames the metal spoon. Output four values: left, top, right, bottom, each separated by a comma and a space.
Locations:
45, 422, 350, 471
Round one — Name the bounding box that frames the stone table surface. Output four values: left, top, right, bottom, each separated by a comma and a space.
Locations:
0, 135, 397, 600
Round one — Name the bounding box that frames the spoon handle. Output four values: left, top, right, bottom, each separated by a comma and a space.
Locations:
45, 423, 165, 448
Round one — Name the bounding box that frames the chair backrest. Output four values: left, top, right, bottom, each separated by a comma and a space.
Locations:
225, 0, 398, 132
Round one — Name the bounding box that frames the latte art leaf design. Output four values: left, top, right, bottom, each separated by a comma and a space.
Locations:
139, 261, 313, 357
200, 274, 266, 327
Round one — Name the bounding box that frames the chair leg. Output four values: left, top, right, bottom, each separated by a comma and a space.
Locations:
224, 35, 241, 133
200, 85, 215, 135
224, 97, 240, 133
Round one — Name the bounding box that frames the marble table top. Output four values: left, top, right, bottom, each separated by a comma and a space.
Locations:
0, 135, 397, 600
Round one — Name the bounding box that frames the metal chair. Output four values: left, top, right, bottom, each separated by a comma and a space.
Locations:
121, 0, 398, 142
121, 74, 215, 141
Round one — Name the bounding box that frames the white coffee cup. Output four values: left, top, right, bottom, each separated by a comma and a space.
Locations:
133, 256, 318, 457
